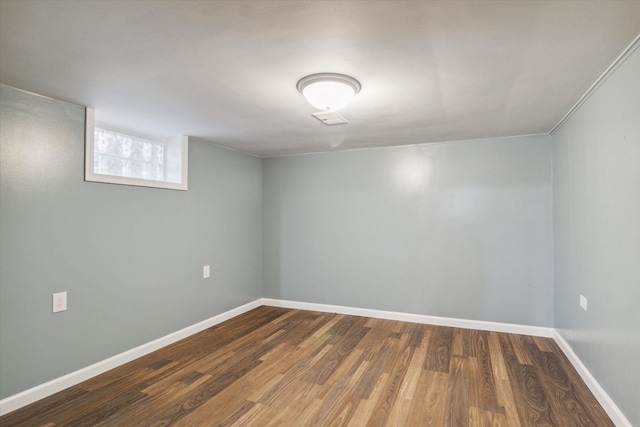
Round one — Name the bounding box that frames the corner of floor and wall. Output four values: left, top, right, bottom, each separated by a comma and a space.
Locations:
1, 39, 638, 426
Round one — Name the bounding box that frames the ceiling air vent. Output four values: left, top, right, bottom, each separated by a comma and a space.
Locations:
311, 110, 349, 125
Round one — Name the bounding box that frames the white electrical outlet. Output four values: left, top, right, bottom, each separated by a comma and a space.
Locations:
203, 265, 210, 279
579, 294, 588, 311
53, 292, 67, 313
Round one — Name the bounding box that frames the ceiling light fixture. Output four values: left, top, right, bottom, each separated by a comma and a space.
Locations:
297, 73, 361, 111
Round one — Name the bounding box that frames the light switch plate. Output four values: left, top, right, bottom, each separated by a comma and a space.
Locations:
203, 265, 210, 279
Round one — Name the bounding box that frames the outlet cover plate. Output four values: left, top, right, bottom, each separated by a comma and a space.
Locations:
579, 294, 588, 311
53, 292, 67, 313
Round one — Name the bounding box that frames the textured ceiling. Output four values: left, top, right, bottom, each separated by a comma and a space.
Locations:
1, 0, 639, 157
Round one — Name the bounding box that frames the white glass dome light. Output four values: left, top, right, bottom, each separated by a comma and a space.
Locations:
297, 73, 361, 111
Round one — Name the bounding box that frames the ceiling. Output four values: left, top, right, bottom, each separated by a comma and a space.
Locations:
1, 1, 639, 157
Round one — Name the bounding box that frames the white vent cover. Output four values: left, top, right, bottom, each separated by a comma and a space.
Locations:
311, 110, 349, 125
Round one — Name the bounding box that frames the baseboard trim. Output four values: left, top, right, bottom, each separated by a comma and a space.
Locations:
0, 299, 263, 416
1, 297, 628, 426
260, 298, 555, 337
552, 330, 631, 427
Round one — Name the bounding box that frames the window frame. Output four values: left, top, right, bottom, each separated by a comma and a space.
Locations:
84, 108, 188, 190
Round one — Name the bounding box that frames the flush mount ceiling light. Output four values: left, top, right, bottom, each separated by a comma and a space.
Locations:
297, 73, 361, 111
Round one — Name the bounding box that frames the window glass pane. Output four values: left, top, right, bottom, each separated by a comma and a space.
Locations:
85, 108, 188, 190
93, 128, 165, 181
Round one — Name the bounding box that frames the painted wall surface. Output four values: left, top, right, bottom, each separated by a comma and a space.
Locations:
0, 85, 263, 398
552, 44, 640, 425
263, 135, 554, 326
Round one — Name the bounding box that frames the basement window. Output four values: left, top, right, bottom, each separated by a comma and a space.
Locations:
85, 108, 188, 190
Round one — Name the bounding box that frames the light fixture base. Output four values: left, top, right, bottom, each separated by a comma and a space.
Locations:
296, 73, 361, 94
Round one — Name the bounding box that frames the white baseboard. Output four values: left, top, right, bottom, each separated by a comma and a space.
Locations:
0, 299, 263, 416
1, 297, 628, 426
260, 298, 555, 337
552, 330, 631, 427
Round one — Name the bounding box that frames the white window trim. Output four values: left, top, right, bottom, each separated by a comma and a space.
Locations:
85, 108, 188, 191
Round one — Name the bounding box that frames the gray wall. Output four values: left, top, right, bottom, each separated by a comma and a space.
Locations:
263, 135, 554, 326
0, 85, 263, 399
552, 44, 640, 425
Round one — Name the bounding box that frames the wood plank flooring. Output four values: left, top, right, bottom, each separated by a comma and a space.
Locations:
0, 306, 613, 426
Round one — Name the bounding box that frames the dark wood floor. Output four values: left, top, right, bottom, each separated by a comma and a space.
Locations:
0, 306, 612, 426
